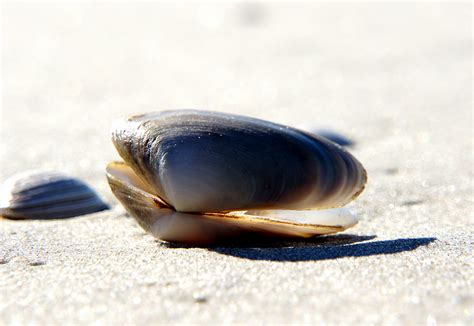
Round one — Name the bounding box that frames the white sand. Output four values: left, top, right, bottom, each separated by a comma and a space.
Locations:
1, 3, 472, 324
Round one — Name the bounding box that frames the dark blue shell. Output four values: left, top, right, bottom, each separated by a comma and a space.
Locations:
315, 130, 354, 147
0, 171, 108, 219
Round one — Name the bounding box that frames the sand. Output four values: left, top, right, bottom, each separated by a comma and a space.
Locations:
1, 3, 472, 325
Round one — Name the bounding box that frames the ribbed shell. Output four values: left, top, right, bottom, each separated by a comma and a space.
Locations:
0, 171, 108, 219
112, 110, 367, 213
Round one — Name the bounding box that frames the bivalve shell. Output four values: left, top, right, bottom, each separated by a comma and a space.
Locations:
107, 110, 367, 244
0, 170, 109, 219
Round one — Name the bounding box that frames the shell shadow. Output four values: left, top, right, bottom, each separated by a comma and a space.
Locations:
158, 234, 376, 249
206, 236, 437, 262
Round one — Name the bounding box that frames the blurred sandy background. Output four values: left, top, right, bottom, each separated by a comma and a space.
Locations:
1, 2, 472, 325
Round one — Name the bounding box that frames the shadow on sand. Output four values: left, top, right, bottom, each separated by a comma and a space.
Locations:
205, 236, 437, 262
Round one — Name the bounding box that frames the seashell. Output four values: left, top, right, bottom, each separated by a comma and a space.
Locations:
106, 110, 367, 245
296, 124, 355, 147
314, 130, 354, 147
0, 170, 109, 219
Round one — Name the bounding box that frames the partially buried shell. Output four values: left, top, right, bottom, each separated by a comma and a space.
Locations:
0, 170, 109, 219
106, 110, 367, 245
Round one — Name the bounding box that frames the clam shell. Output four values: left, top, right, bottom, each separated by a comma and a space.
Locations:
106, 110, 367, 244
0, 170, 109, 219
106, 162, 357, 245
111, 110, 367, 213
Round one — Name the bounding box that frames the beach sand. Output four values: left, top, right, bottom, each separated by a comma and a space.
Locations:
1, 3, 472, 324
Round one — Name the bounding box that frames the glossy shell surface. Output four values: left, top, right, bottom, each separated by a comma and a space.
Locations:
0, 170, 109, 219
112, 110, 366, 213
107, 110, 367, 244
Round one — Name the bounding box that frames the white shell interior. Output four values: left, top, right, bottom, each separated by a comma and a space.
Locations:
244, 208, 358, 228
